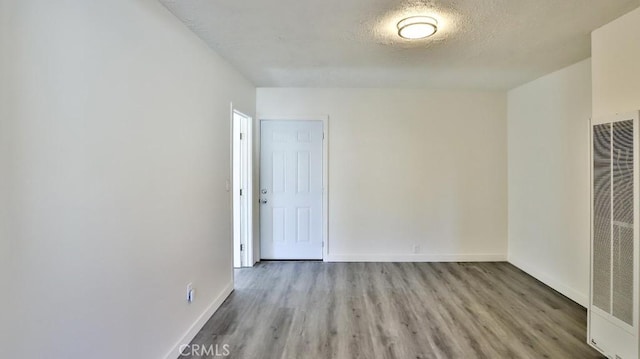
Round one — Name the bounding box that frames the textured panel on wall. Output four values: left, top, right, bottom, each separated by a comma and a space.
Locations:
590, 113, 639, 359
593, 123, 612, 312
612, 120, 634, 325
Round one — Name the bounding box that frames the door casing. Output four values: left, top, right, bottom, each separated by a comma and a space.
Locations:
232, 108, 253, 268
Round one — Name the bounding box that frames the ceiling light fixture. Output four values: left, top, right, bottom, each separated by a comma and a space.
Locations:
397, 16, 438, 39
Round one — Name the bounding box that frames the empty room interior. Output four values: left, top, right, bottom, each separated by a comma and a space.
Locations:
4, 0, 640, 358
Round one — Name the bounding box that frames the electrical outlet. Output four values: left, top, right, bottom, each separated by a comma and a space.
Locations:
413, 245, 421, 254
187, 283, 195, 303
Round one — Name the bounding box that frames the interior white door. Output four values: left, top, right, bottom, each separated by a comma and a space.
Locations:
260, 120, 323, 259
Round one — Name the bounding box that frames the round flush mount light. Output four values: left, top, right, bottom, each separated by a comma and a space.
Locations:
397, 16, 438, 39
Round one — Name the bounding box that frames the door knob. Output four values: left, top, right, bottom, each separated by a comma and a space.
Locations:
259, 199, 268, 204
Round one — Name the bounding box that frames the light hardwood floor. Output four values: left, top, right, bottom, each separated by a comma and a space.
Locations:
183, 262, 603, 359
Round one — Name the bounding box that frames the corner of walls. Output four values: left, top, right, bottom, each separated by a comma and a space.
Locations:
506, 58, 591, 308
164, 281, 234, 359
508, 254, 588, 307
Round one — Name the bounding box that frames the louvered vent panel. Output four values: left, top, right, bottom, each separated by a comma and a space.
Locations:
612, 120, 634, 325
613, 225, 634, 324
593, 123, 612, 312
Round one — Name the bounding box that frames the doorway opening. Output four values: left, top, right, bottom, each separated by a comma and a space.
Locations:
232, 110, 253, 268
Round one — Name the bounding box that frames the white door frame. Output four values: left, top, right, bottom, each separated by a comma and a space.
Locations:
231, 107, 253, 268
256, 115, 329, 261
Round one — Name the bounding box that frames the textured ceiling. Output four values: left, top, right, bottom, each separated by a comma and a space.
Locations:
160, 0, 639, 89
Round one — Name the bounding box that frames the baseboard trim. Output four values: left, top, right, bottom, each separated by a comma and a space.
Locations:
164, 281, 234, 359
324, 253, 507, 262
508, 255, 588, 307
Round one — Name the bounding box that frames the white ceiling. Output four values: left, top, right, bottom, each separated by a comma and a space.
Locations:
160, 0, 639, 90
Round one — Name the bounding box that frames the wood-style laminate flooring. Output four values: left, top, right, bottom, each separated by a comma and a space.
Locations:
182, 262, 603, 359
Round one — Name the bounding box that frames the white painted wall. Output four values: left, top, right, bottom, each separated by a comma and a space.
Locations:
0, 0, 10, 349
592, 7, 640, 118
507, 59, 592, 307
0, 1, 255, 358
256, 88, 508, 261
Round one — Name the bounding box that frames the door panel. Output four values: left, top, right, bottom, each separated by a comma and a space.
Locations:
260, 120, 323, 259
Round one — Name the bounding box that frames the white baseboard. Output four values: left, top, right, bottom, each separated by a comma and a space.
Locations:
164, 281, 234, 359
324, 253, 507, 262
508, 255, 588, 307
